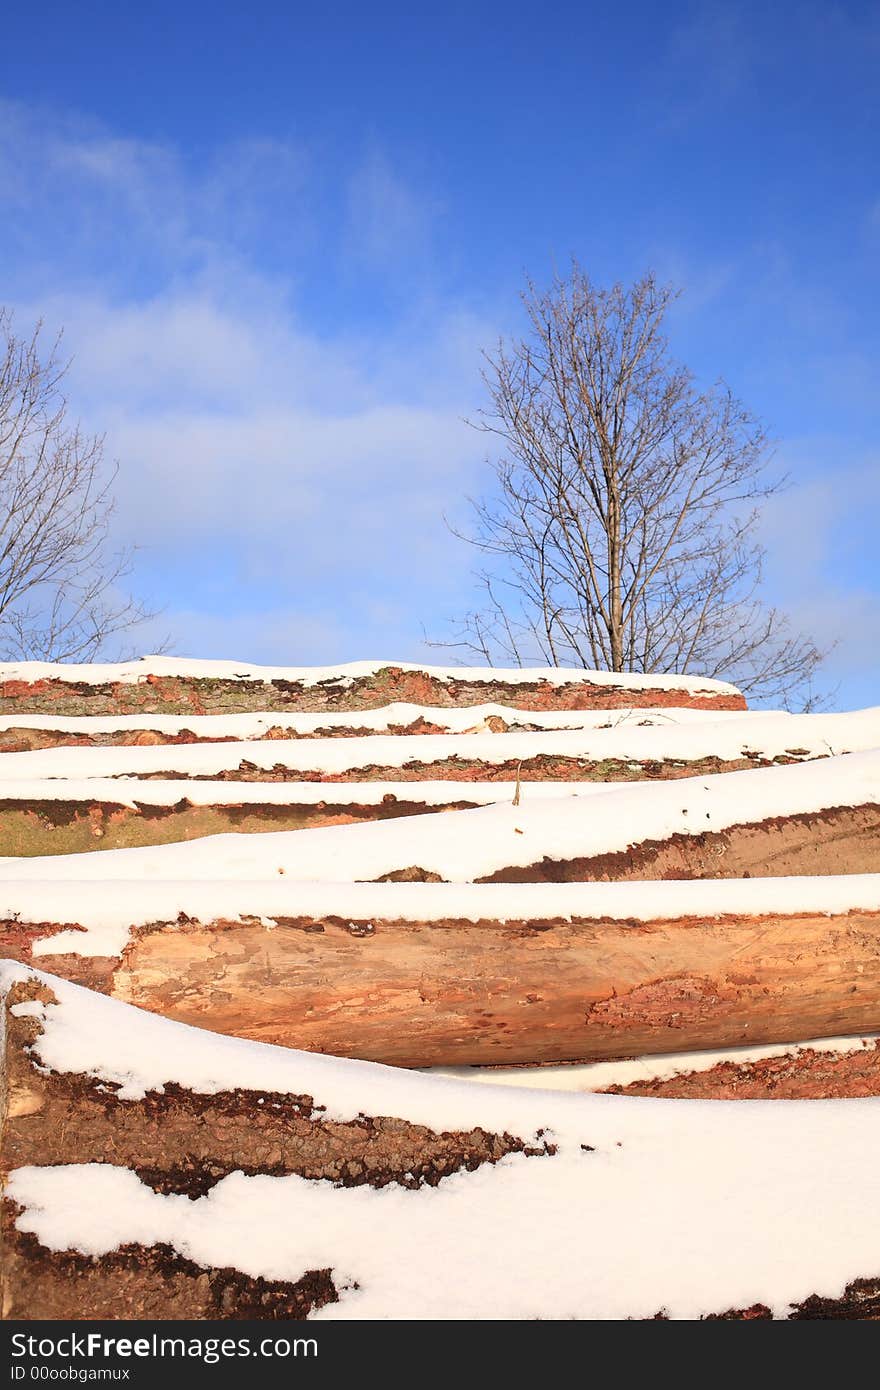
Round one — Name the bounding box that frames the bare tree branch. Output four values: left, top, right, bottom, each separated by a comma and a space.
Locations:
431, 265, 827, 709
0, 309, 159, 661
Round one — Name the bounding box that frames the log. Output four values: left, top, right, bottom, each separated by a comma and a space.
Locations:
478, 803, 880, 883
600, 1037, 880, 1099
4, 754, 877, 884
0, 747, 786, 783
5, 880, 880, 1064
442, 1034, 880, 1101
1, 786, 878, 875
0, 784, 492, 857
0, 702, 752, 748
0, 658, 746, 716
5, 706, 873, 783
12, 708, 880, 779
85, 906, 880, 1064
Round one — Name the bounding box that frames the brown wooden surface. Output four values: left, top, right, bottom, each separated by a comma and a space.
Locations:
9, 908, 880, 1066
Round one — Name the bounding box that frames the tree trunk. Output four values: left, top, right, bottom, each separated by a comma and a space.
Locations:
606, 472, 624, 671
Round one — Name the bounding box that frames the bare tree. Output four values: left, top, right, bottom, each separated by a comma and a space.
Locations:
438, 266, 826, 708
0, 310, 154, 662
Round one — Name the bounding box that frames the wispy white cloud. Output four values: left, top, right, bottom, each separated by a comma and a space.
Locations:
665, 2, 754, 99
0, 100, 493, 660
345, 146, 442, 274
757, 448, 880, 704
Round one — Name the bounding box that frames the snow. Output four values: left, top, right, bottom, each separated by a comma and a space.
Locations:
0, 654, 742, 694
5, 960, 880, 1320
3, 705, 874, 783
9, 998, 45, 1018
0, 775, 615, 809
428, 1034, 880, 1093
0, 701, 753, 738
6, 873, 879, 960
10, 1143, 880, 1321
5, 748, 876, 885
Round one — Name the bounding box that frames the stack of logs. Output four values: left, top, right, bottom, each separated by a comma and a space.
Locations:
2, 657, 880, 1320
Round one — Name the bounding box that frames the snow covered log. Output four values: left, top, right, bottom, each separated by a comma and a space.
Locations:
4, 961, 880, 1321
0, 702, 863, 756
432, 1033, 880, 1101
2, 714, 875, 858
2, 705, 877, 784
0, 657, 746, 716
600, 1037, 880, 1099
0, 702, 750, 748
4, 878, 880, 1064
0, 779, 541, 857
9, 751, 873, 885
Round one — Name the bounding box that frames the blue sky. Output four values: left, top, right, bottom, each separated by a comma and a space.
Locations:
1, 0, 878, 705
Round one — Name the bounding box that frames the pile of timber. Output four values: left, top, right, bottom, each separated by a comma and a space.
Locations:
3, 654, 880, 1321
0, 698, 875, 856
5, 960, 880, 1320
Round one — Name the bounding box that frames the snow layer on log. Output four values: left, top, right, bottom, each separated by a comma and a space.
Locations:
5, 961, 880, 1321
0, 702, 753, 739
428, 1034, 880, 1093
0, 776, 612, 809
0, 655, 741, 695
0, 706, 875, 781
6, 872, 880, 959
5, 749, 876, 884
